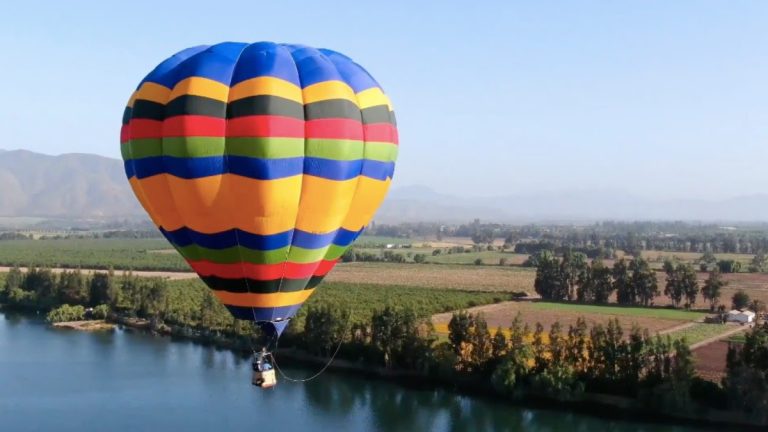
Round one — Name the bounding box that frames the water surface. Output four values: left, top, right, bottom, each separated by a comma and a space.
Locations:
0, 312, 708, 431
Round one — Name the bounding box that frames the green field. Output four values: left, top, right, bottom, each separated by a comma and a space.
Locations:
167, 279, 508, 325
530, 302, 708, 321
667, 323, 732, 345
0, 239, 188, 271
427, 250, 526, 265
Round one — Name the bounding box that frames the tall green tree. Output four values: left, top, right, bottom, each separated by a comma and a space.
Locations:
561, 250, 588, 301
701, 269, 726, 311
534, 251, 568, 300
630, 258, 659, 307
613, 258, 635, 305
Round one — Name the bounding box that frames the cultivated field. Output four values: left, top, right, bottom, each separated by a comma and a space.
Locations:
326, 262, 535, 292
431, 301, 706, 336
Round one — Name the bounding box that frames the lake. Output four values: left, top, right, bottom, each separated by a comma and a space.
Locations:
0, 312, 708, 432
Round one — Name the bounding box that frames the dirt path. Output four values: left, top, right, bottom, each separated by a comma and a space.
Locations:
0, 266, 198, 280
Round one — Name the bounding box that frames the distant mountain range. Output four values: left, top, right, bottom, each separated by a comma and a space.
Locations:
0, 149, 141, 218
0, 149, 766, 223
380, 185, 768, 223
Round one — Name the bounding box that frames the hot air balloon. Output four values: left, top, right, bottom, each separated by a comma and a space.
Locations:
120, 42, 397, 386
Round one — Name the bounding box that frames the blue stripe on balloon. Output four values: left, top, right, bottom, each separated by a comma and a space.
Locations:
161, 227, 363, 251
225, 304, 303, 322
126, 156, 394, 181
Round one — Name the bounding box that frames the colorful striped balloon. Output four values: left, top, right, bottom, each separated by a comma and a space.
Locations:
120, 42, 397, 337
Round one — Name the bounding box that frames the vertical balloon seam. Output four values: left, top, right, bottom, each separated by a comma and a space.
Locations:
162, 47, 213, 274
321, 53, 368, 278
271, 44, 308, 325
222, 43, 255, 324
133, 49, 194, 259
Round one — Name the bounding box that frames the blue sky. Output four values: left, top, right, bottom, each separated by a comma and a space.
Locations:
1, 1, 766, 199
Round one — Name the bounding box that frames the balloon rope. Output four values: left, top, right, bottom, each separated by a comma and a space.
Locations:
270, 310, 351, 383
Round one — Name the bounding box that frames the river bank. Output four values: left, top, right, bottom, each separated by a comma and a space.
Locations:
97, 312, 762, 430
4, 303, 764, 429
52, 320, 114, 331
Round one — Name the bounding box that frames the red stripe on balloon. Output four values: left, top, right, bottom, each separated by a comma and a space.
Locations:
313, 259, 338, 277
226, 116, 305, 138
187, 260, 338, 280
124, 119, 163, 140
364, 124, 399, 145
305, 119, 364, 141
164, 116, 226, 137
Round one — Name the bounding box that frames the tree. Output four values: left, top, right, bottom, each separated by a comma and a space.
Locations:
46, 304, 85, 323
678, 263, 699, 309
413, 253, 426, 264
491, 327, 507, 360
534, 251, 567, 301
57, 269, 88, 305
701, 269, 726, 311
578, 258, 614, 304
561, 250, 588, 301
305, 306, 347, 357
699, 251, 717, 271
2, 265, 24, 300
749, 252, 767, 273
663, 260, 683, 308
89, 271, 115, 307
732, 290, 751, 310
613, 258, 635, 305
630, 258, 659, 307
718, 260, 741, 274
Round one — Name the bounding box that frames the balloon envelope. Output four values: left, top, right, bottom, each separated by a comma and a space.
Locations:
121, 42, 398, 336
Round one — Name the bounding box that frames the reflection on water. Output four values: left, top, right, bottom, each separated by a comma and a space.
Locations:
0, 312, 705, 432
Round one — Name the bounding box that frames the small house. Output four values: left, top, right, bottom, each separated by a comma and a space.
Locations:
726, 310, 755, 324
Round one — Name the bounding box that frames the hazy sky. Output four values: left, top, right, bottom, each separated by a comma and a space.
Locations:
1, 1, 766, 200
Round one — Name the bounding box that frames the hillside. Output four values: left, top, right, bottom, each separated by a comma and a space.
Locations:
0, 150, 141, 218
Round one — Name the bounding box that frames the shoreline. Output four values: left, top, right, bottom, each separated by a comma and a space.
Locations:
52, 320, 115, 331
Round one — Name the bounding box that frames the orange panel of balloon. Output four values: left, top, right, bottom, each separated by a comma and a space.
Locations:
120, 42, 398, 342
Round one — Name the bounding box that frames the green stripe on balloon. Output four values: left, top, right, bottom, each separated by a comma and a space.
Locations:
123, 137, 397, 162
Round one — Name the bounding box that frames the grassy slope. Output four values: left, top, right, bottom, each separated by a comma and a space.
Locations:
531, 302, 707, 321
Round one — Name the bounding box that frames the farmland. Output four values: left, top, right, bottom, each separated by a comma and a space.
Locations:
0, 238, 188, 271
326, 262, 535, 292
432, 300, 706, 336
166, 278, 508, 326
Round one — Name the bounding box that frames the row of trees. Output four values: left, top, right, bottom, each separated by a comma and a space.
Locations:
533, 252, 662, 306
295, 306, 718, 413
533, 251, 738, 310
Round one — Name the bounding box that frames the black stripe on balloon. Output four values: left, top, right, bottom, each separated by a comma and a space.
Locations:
166, 95, 226, 118
122, 107, 133, 125
200, 276, 312, 294
361, 105, 395, 125
130, 99, 166, 121
304, 99, 361, 122
306, 275, 325, 289
227, 95, 304, 119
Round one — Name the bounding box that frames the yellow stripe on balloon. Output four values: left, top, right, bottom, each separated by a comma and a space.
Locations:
302, 80, 357, 105
340, 177, 392, 232
134, 82, 172, 105
356, 87, 393, 111
130, 174, 302, 234
170, 77, 230, 102
126, 91, 138, 108
214, 289, 315, 308
228, 76, 303, 103
294, 175, 359, 233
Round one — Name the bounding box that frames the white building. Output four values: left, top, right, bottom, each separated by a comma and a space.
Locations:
726, 310, 756, 324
